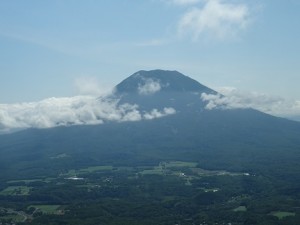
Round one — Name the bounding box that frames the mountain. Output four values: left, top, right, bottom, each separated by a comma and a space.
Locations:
2, 70, 300, 225
116, 70, 216, 94
114, 70, 216, 111
1, 70, 300, 182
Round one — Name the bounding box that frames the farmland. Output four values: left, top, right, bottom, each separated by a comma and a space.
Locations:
0, 161, 299, 224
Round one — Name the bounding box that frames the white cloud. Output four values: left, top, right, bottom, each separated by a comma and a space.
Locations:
144, 107, 176, 120
138, 78, 162, 95
74, 76, 113, 96
201, 87, 300, 120
0, 96, 176, 133
178, 0, 250, 40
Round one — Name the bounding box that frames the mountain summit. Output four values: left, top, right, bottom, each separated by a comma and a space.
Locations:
114, 70, 216, 111
115, 70, 216, 94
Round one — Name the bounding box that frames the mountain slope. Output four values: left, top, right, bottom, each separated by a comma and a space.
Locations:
1, 70, 300, 182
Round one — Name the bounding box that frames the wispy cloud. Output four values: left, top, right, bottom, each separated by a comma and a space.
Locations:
201, 87, 300, 121
74, 76, 113, 96
0, 30, 78, 56
167, 0, 201, 6
138, 78, 162, 95
144, 108, 176, 120
178, 0, 250, 41
0, 96, 176, 133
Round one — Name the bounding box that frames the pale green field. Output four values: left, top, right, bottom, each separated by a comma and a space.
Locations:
0, 186, 31, 196
64, 165, 114, 176
7, 179, 43, 184
0, 214, 24, 222
80, 165, 113, 173
233, 206, 247, 212
140, 167, 163, 175
65, 169, 77, 176
140, 161, 198, 176
270, 211, 295, 219
29, 205, 61, 214
164, 161, 198, 168
63, 161, 198, 177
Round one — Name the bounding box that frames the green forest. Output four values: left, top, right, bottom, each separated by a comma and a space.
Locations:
1, 160, 300, 225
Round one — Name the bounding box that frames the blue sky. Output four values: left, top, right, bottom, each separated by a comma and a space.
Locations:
1, 0, 300, 127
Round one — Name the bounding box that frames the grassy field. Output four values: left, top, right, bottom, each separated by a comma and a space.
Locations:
0, 186, 31, 196
64, 169, 77, 176
164, 161, 198, 168
140, 161, 199, 177
29, 205, 62, 214
64, 165, 114, 177
63, 161, 199, 177
270, 211, 295, 219
140, 166, 163, 175
0, 214, 24, 223
61, 161, 246, 185
79, 165, 113, 173
7, 179, 43, 184
233, 206, 247, 212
